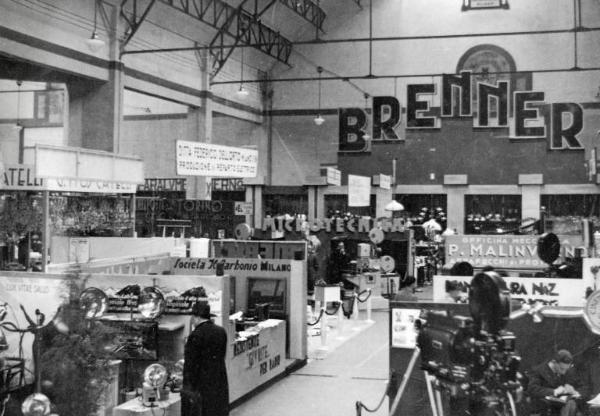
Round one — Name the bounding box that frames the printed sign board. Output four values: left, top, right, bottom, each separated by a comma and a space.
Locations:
176, 141, 258, 178
234, 202, 253, 216
433, 274, 593, 307
445, 234, 585, 269
348, 174, 371, 207
391, 308, 420, 349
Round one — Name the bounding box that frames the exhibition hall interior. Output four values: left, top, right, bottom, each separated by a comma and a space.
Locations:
1, 0, 600, 415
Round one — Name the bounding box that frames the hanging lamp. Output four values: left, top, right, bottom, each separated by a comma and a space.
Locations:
86, 0, 105, 53
314, 66, 324, 125
362, 93, 371, 140
237, 47, 249, 97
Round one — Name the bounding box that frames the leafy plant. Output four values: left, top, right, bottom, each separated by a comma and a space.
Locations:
38, 271, 118, 416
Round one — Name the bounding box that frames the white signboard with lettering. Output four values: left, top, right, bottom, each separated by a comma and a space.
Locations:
445, 234, 585, 269
379, 174, 391, 190
176, 141, 258, 178
45, 178, 137, 194
0, 164, 44, 190
348, 174, 371, 207
234, 201, 253, 215
433, 274, 593, 307
326, 167, 341, 186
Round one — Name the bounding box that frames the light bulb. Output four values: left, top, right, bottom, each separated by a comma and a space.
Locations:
237, 85, 249, 97
86, 32, 105, 53
313, 115, 325, 126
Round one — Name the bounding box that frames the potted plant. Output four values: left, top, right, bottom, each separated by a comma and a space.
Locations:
37, 272, 118, 416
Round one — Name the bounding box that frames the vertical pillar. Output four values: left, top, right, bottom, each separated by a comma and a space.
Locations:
245, 185, 263, 230
446, 185, 468, 234
186, 50, 213, 201
316, 186, 326, 219
67, 3, 123, 152
518, 174, 544, 220
42, 190, 49, 272
375, 186, 393, 219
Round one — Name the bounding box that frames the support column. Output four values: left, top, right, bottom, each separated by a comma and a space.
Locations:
446, 186, 468, 234
519, 174, 544, 220
375, 186, 393, 219
444, 175, 468, 234
67, 3, 122, 152
186, 50, 213, 200
245, 185, 263, 230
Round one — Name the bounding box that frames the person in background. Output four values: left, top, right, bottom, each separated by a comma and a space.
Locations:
527, 349, 588, 416
306, 241, 319, 295
327, 241, 351, 286
182, 300, 229, 416
393, 275, 419, 302
444, 280, 466, 303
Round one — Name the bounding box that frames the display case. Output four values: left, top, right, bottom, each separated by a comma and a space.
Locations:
247, 278, 287, 320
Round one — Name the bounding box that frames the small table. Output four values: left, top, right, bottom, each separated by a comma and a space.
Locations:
113, 392, 181, 416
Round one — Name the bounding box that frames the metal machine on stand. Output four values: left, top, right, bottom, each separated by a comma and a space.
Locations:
388, 271, 521, 416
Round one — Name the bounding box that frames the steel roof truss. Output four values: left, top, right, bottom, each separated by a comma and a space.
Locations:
120, 0, 158, 48
161, 0, 292, 74
278, 0, 326, 31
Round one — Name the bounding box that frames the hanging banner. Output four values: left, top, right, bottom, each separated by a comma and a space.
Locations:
445, 234, 585, 269
348, 174, 371, 207
433, 274, 593, 307
176, 141, 258, 178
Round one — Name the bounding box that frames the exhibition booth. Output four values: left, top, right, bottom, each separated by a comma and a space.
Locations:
0, 254, 306, 415
387, 230, 600, 416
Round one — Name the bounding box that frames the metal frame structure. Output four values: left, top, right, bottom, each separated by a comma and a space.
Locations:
119, 0, 333, 77
160, 0, 294, 77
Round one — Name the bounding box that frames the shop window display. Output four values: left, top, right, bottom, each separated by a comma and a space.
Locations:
263, 187, 308, 218
0, 191, 43, 270
465, 195, 521, 234
394, 194, 448, 231
541, 194, 600, 235
324, 194, 376, 218
49, 194, 134, 237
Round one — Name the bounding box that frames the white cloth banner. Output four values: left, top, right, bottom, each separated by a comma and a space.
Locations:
176, 141, 258, 178
348, 174, 371, 207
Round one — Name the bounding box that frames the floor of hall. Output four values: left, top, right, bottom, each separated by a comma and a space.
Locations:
230, 286, 434, 416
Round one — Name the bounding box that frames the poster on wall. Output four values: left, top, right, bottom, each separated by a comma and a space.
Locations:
433, 274, 593, 307
176, 141, 258, 178
391, 308, 420, 348
348, 174, 371, 207
444, 234, 585, 269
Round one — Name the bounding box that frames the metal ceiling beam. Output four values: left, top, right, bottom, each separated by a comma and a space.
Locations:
120, 0, 157, 49
160, 0, 293, 74
278, 0, 326, 31
352, 0, 362, 9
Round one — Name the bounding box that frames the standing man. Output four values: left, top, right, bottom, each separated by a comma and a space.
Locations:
182, 300, 229, 416
327, 241, 351, 286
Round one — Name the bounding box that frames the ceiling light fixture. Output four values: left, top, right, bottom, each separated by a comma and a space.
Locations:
14, 80, 23, 131
314, 66, 324, 126
86, 0, 105, 53
362, 92, 371, 140
237, 48, 249, 97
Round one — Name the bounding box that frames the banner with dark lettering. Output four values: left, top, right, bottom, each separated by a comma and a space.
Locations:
445, 234, 585, 269
135, 198, 240, 238
85, 274, 225, 319
433, 274, 593, 307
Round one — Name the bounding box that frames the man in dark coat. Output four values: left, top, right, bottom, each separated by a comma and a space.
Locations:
527, 349, 588, 416
182, 300, 229, 416
327, 241, 351, 286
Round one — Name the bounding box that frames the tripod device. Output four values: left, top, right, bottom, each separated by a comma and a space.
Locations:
389, 272, 521, 416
